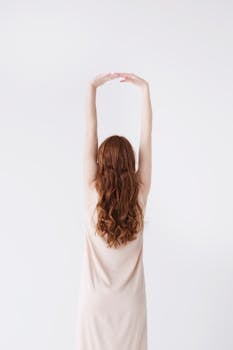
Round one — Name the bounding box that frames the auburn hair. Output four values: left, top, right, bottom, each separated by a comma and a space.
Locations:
93, 135, 144, 249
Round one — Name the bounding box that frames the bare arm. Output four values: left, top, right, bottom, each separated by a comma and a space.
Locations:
83, 84, 98, 188
111, 72, 153, 206
83, 73, 120, 189
137, 83, 153, 204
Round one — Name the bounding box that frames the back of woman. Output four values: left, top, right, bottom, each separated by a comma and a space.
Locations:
75, 72, 152, 350
76, 187, 148, 350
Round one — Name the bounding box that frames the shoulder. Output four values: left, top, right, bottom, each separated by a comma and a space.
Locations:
138, 186, 148, 214
83, 182, 98, 231
84, 181, 98, 209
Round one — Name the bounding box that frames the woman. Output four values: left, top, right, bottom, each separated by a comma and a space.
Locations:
75, 72, 153, 349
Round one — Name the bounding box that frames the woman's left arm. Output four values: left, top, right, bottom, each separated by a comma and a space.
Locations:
83, 83, 98, 188
83, 72, 120, 188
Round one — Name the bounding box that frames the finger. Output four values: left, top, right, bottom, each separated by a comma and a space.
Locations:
103, 73, 113, 78
118, 73, 134, 79
106, 72, 117, 77
113, 72, 125, 76
110, 74, 120, 81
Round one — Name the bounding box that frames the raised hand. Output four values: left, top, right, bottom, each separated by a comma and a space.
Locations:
90, 72, 120, 88
114, 72, 148, 88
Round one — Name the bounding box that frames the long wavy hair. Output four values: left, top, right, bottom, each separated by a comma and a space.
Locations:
93, 135, 144, 249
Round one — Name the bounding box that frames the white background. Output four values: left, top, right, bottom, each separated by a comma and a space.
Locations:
0, 1, 233, 349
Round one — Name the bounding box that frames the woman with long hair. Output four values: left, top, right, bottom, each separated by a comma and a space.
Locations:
76, 72, 153, 349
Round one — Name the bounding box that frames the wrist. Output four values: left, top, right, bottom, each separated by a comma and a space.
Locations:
88, 82, 97, 91
141, 82, 149, 92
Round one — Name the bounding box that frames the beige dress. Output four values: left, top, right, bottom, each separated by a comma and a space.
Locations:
75, 186, 148, 350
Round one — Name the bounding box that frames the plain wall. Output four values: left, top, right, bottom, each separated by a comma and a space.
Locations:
0, 0, 233, 349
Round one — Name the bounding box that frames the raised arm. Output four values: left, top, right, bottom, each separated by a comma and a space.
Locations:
83, 84, 98, 188
83, 73, 119, 189
137, 83, 152, 205
114, 73, 153, 206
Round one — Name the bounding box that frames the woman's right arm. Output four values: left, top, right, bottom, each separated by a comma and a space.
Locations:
115, 72, 153, 205
137, 82, 153, 205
